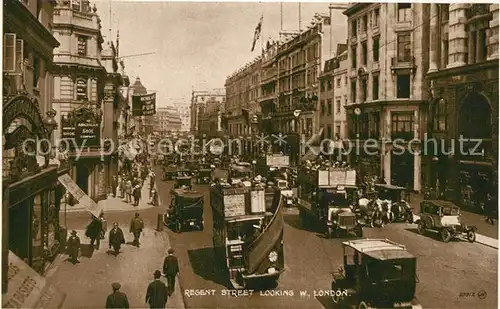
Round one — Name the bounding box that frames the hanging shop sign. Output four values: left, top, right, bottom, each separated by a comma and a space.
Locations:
75, 122, 100, 146
58, 174, 102, 217
132, 93, 156, 116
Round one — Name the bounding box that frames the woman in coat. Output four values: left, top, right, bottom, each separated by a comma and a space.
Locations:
109, 222, 125, 254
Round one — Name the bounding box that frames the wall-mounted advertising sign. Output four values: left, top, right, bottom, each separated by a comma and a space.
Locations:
60, 122, 100, 147
132, 93, 156, 116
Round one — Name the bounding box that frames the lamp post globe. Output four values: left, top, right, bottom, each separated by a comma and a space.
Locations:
43, 109, 58, 136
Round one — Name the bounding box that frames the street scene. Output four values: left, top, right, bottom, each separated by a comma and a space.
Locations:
2, 1, 499, 309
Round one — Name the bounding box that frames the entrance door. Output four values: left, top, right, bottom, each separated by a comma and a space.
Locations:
391, 151, 414, 189
9, 200, 31, 263
76, 164, 89, 194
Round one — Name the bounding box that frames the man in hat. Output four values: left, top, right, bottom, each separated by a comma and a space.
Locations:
67, 230, 80, 264
129, 213, 144, 247
109, 222, 125, 255
162, 249, 179, 295
106, 282, 129, 308
85, 214, 103, 250
145, 270, 168, 308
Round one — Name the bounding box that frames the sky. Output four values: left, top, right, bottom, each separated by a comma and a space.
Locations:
94, 1, 347, 107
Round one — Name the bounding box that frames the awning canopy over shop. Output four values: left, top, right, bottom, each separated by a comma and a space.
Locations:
3, 251, 66, 308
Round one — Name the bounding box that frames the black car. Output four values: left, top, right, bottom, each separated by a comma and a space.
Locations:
163, 188, 204, 232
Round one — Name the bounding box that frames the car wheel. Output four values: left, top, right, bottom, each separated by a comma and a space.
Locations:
417, 222, 426, 235
467, 230, 476, 243
175, 221, 182, 233
440, 229, 452, 243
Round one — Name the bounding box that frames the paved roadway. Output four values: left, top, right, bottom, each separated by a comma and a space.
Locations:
155, 166, 497, 309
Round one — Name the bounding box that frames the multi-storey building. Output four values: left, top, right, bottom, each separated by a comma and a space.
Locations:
225, 58, 262, 136
190, 89, 225, 134
319, 43, 348, 140
425, 4, 498, 207
343, 3, 430, 191
154, 106, 182, 133
52, 0, 127, 202
198, 97, 225, 137
3, 0, 63, 282
271, 15, 335, 164
176, 103, 190, 132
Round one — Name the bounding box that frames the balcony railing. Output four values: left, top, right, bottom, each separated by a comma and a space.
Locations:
258, 93, 276, 102
260, 67, 278, 83
390, 56, 416, 74
391, 131, 414, 141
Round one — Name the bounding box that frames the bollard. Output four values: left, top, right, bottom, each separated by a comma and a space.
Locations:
157, 214, 164, 232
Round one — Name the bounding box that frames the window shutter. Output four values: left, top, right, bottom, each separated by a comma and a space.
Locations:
3, 33, 16, 73
15, 39, 24, 73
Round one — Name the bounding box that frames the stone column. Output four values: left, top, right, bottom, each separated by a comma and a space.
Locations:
487, 3, 499, 60
447, 4, 469, 68
468, 31, 476, 64
428, 3, 439, 73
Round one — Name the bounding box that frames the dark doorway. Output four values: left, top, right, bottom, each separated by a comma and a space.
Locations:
9, 200, 31, 263
391, 150, 414, 189
76, 164, 89, 194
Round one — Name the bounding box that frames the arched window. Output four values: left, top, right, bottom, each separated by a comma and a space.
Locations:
459, 93, 491, 138
433, 98, 447, 132
75, 78, 88, 101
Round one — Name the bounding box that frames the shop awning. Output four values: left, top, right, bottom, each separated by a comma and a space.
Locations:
2, 251, 66, 308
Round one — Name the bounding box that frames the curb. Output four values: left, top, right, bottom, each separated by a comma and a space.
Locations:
475, 235, 499, 249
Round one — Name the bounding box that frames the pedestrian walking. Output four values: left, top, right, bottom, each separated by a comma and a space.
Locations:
106, 282, 129, 308
129, 212, 144, 247
109, 222, 125, 255
99, 212, 107, 240
162, 248, 179, 295
85, 215, 103, 250
149, 172, 156, 193
145, 270, 168, 309
484, 193, 497, 225
133, 184, 141, 206
66, 230, 80, 264
150, 188, 159, 206
118, 176, 124, 198
125, 180, 133, 203
111, 176, 118, 197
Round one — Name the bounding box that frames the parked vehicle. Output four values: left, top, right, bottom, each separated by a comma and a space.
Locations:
197, 166, 213, 184
330, 239, 422, 309
163, 188, 204, 232
416, 200, 476, 243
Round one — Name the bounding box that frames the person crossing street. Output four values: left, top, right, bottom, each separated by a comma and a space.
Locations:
130, 212, 144, 247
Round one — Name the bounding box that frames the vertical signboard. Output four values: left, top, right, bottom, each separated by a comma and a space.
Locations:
132, 93, 156, 116
58, 174, 102, 217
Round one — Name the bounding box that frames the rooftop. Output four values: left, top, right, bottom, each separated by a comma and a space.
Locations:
342, 239, 415, 260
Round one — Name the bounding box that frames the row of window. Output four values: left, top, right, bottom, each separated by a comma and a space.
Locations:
352, 7, 380, 36
350, 73, 410, 103
320, 97, 346, 116
349, 111, 415, 140
278, 43, 319, 71
324, 124, 342, 140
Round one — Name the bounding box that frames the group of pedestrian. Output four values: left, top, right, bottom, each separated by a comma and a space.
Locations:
105, 248, 179, 309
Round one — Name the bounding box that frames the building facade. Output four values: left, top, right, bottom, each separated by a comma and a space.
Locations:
198, 97, 225, 137
425, 3, 499, 208
272, 15, 335, 164
154, 106, 182, 133
177, 103, 190, 132
3, 0, 63, 279
190, 89, 225, 134
344, 3, 430, 191
319, 43, 348, 141
52, 0, 125, 202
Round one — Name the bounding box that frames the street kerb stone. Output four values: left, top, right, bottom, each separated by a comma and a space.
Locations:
475, 234, 499, 249
65, 179, 156, 213
46, 227, 185, 309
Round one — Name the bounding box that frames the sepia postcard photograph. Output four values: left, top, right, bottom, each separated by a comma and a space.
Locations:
1, 0, 498, 308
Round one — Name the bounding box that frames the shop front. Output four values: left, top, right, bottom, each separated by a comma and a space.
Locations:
3, 94, 66, 274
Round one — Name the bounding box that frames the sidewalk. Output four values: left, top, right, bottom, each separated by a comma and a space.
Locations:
409, 192, 498, 240
45, 228, 185, 309
66, 180, 156, 213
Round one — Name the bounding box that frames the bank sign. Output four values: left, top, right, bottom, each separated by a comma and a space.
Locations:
61, 122, 101, 147
132, 93, 156, 116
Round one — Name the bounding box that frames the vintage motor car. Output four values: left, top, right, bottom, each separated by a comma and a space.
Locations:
196, 165, 214, 184
330, 239, 422, 309
163, 164, 179, 181
174, 175, 192, 188
163, 188, 204, 232
416, 200, 476, 243
327, 187, 363, 238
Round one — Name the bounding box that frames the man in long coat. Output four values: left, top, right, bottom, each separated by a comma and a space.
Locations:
162, 248, 179, 295
129, 213, 144, 247
106, 282, 129, 308
109, 222, 125, 255
85, 215, 103, 250
145, 270, 168, 308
